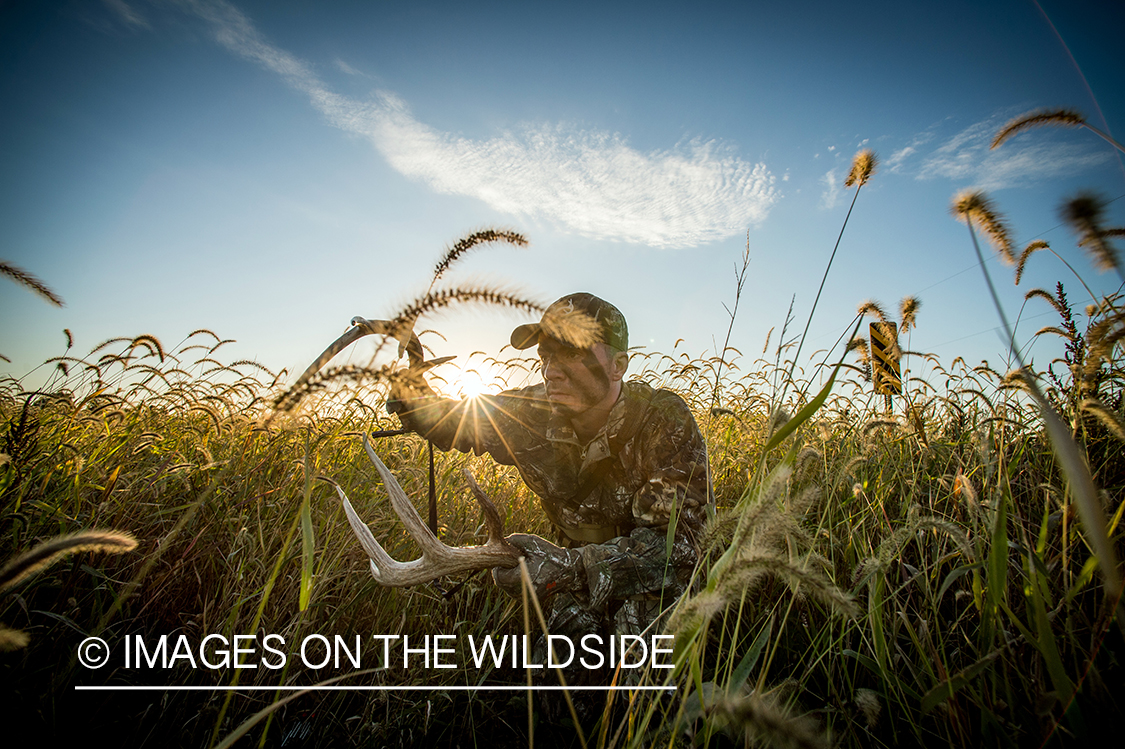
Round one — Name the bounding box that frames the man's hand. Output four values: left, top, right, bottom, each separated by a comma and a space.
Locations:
492, 534, 586, 601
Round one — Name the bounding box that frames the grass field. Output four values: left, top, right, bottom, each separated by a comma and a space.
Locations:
2, 121, 1123, 748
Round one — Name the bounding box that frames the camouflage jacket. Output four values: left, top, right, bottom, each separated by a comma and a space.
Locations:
396, 379, 713, 608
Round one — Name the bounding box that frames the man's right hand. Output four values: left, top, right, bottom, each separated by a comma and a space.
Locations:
492, 534, 586, 602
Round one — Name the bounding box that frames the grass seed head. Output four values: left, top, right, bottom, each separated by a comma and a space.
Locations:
538, 307, 601, 349
856, 299, 888, 322
1024, 287, 1069, 319
0, 626, 30, 651
1015, 240, 1049, 285
0, 530, 138, 592
991, 108, 1086, 149
0, 260, 65, 307
845, 149, 878, 188
432, 229, 528, 283
952, 190, 1015, 264
1080, 398, 1125, 441
854, 688, 882, 729
899, 296, 921, 333
711, 692, 830, 749
1061, 192, 1121, 274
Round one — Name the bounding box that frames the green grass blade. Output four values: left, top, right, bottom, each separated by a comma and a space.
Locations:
921, 650, 1002, 714
765, 317, 863, 452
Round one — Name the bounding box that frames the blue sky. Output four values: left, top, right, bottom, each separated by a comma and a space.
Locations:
2, 0, 1123, 399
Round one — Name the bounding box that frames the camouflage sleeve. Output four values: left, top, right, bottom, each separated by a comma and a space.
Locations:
394, 388, 520, 465
580, 395, 712, 609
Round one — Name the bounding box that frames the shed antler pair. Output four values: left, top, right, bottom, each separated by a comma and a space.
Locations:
337, 435, 520, 586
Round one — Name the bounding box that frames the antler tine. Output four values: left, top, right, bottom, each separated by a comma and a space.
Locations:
463, 468, 507, 543
362, 434, 441, 548
336, 484, 401, 578
339, 436, 521, 586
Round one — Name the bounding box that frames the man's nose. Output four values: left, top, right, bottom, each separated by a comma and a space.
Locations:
542, 358, 565, 380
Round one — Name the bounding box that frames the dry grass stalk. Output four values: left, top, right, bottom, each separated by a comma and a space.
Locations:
0, 530, 138, 592
952, 190, 1015, 264
1, 260, 65, 307
854, 688, 882, 729
862, 418, 900, 436
130, 334, 166, 363
992, 107, 1125, 154
271, 363, 393, 416
1034, 325, 1077, 342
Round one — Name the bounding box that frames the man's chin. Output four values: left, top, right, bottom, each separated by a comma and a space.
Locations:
548, 397, 579, 416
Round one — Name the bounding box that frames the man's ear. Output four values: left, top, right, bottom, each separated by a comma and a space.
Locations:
611, 350, 629, 380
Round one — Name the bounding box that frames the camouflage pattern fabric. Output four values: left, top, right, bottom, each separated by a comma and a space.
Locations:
394, 378, 713, 641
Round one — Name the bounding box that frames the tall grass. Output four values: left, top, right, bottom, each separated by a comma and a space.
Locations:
2, 304, 1120, 746
2, 136, 1122, 748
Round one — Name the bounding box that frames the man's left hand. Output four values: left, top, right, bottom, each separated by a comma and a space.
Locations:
492, 534, 586, 602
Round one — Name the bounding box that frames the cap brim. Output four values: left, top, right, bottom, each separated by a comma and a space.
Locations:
510, 323, 541, 350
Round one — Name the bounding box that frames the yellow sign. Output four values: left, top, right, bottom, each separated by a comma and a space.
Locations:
869, 322, 902, 396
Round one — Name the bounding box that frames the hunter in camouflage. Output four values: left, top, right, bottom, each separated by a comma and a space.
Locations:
388, 293, 713, 648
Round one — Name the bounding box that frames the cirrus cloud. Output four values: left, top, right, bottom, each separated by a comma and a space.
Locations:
171, 0, 780, 248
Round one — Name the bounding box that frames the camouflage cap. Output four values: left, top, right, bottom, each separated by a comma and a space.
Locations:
511, 292, 629, 352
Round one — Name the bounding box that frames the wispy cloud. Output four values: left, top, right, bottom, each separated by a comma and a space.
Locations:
172, 0, 779, 248
102, 0, 150, 30
333, 59, 366, 77
819, 169, 840, 210
894, 113, 1111, 189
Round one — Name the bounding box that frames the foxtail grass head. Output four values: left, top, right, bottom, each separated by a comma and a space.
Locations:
0, 530, 138, 593
899, 296, 921, 333
856, 299, 888, 322
1014, 240, 1049, 285
1, 260, 65, 307
844, 149, 878, 188
432, 229, 528, 283
991, 108, 1086, 149
951, 190, 1015, 264
1061, 193, 1121, 275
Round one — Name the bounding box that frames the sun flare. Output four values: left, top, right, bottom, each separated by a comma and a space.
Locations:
449, 366, 506, 400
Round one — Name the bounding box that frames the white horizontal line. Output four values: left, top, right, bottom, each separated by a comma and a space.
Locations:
75, 685, 675, 692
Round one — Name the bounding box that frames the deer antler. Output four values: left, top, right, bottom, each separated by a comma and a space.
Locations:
291, 317, 455, 392
337, 435, 520, 586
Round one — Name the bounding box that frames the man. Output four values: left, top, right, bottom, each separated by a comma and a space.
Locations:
388, 293, 712, 645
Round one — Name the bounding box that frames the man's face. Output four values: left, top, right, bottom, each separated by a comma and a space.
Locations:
537, 337, 620, 416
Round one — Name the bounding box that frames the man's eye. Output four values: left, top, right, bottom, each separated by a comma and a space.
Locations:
540, 348, 582, 365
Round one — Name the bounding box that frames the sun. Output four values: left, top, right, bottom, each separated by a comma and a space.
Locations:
450, 367, 504, 400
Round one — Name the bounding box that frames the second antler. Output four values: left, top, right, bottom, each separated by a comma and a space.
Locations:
337, 435, 520, 586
